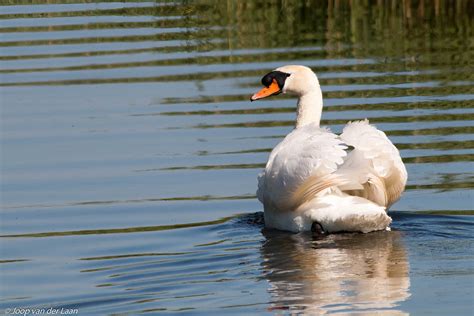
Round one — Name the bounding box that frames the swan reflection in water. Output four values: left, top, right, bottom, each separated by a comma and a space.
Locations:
260, 230, 410, 314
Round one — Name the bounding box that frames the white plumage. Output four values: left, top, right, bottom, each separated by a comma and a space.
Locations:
252, 65, 407, 233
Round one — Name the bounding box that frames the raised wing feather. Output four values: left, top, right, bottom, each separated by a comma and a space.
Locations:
339, 120, 407, 208
258, 124, 348, 210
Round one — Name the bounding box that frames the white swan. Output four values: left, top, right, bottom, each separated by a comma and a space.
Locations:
251, 65, 407, 233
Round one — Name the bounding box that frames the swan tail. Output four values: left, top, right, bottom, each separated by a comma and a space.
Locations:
299, 194, 391, 233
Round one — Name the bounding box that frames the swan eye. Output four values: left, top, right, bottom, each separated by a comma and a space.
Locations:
261, 71, 291, 89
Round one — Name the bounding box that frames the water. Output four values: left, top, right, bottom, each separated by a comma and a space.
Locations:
1, 1, 473, 314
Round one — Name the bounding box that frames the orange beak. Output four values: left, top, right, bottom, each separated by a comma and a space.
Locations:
250, 79, 281, 101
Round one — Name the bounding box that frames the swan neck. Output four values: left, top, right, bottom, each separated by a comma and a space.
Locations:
296, 90, 323, 128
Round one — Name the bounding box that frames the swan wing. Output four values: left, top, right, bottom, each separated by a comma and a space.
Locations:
258, 124, 348, 210
338, 120, 407, 208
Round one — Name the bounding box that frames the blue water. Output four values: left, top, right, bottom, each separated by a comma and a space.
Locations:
1, 1, 473, 314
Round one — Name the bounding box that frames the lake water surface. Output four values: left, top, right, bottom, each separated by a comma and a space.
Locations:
1, 1, 473, 314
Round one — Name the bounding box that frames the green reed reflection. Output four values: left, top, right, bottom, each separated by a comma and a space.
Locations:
188, 0, 473, 55
1, 0, 472, 80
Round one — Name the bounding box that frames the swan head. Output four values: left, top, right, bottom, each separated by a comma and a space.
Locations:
250, 65, 320, 101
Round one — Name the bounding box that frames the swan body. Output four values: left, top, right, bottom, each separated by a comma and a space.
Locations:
251, 65, 407, 233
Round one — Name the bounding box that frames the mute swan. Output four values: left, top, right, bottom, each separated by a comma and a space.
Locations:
251, 65, 407, 233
